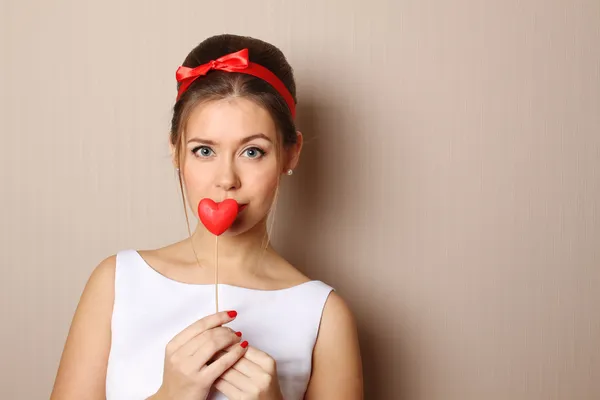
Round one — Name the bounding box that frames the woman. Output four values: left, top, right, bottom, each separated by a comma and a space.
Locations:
51, 34, 363, 400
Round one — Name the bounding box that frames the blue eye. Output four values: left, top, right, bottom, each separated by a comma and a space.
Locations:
193, 146, 214, 157
243, 147, 266, 159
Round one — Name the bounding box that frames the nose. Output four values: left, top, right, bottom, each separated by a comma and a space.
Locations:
215, 159, 241, 192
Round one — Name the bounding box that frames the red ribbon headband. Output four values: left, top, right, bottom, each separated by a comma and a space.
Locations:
175, 48, 296, 118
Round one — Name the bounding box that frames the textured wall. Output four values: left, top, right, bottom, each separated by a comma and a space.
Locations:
1, 0, 599, 398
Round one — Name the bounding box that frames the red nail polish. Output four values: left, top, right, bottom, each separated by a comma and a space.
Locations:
227, 311, 237, 318
235, 331, 242, 337
240, 340, 248, 348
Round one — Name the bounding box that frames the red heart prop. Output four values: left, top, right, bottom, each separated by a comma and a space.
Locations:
197, 198, 239, 236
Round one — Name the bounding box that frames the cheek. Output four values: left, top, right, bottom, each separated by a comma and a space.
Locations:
246, 165, 280, 197
181, 165, 214, 203
184, 166, 211, 186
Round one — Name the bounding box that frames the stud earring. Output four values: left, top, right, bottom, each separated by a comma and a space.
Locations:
286, 169, 293, 176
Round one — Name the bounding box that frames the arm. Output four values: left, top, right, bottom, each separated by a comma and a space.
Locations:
50, 255, 116, 399
304, 291, 364, 400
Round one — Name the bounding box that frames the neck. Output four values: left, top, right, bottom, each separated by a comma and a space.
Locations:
189, 219, 274, 274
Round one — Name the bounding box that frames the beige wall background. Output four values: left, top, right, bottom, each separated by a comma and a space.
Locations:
1, 0, 599, 399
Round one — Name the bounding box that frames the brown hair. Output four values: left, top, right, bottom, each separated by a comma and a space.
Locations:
170, 34, 298, 239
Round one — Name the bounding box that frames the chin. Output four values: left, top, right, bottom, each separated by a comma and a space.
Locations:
220, 226, 247, 237
221, 212, 267, 237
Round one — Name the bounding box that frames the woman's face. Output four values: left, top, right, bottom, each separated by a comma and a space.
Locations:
177, 97, 293, 236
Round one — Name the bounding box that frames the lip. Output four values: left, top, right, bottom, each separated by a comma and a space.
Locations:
238, 203, 248, 212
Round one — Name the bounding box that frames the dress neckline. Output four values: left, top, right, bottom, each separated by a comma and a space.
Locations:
131, 249, 318, 293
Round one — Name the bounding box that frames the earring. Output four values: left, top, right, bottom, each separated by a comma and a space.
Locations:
286, 169, 293, 176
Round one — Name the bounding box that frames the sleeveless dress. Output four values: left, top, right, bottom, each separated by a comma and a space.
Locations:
105, 249, 334, 400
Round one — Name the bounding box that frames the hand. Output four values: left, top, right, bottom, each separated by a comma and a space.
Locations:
213, 345, 284, 400
152, 310, 249, 400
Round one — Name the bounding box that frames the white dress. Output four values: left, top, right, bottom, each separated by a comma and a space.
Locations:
105, 249, 334, 399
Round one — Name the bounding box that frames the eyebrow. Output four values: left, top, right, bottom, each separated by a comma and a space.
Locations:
187, 133, 272, 146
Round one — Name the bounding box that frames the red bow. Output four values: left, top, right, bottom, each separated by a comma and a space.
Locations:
175, 48, 296, 118
176, 49, 250, 99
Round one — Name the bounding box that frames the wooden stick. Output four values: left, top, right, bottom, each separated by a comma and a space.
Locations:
215, 192, 224, 314
215, 234, 219, 313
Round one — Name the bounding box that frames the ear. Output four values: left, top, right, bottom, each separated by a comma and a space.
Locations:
283, 131, 303, 173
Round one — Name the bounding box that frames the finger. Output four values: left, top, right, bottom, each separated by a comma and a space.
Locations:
218, 343, 272, 378
214, 378, 241, 400
219, 368, 256, 392
201, 340, 249, 383
186, 331, 243, 368
205, 331, 243, 364
228, 355, 265, 378
178, 327, 240, 357
211, 336, 246, 360
166, 310, 238, 354
242, 345, 277, 373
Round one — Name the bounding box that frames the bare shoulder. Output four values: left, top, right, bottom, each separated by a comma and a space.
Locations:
304, 290, 364, 399
272, 256, 312, 287
322, 290, 357, 326
136, 241, 198, 274
50, 255, 117, 400
254, 247, 310, 287
87, 254, 118, 286
76, 254, 117, 308
136, 243, 179, 265
319, 291, 360, 348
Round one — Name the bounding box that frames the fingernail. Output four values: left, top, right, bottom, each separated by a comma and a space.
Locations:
235, 331, 242, 337
227, 311, 237, 318
240, 340, 248, 348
